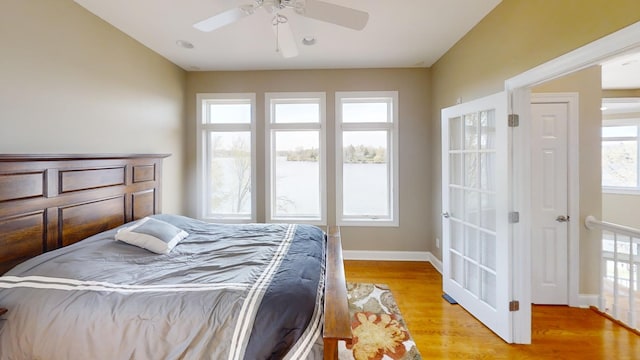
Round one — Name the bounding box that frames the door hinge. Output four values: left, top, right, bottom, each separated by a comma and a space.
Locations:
509, 300, 520, 312
508, 114, 519, 127
509, 211, 520, 224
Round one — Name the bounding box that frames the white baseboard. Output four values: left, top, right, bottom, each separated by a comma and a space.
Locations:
577, 294, 599, 308
343, 250, 430, 262
427, 252, 443, 274
342, 250, 444, 274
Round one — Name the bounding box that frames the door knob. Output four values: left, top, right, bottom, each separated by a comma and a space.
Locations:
555, 215, 569, 223
442, 212, 450, 219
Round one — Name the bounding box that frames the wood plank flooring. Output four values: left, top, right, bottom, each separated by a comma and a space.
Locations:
344, 260, 640, 359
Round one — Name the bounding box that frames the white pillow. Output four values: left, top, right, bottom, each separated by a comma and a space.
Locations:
115, 217, 188, 254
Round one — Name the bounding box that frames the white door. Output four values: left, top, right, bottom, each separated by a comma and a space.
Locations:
441, 92, 512, 342
530, 101, 569, 304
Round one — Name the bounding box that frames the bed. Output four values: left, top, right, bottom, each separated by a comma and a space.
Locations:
0, 154, 351, 359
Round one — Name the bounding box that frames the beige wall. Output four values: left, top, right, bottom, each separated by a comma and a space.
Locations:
430, 0, 640, 293
603, 89, 640, 98
532, 66, 603, 293
0, 0, 187, 214
186, 69, 432, 251
431, 0, 640, 105
603, 193, 640, 228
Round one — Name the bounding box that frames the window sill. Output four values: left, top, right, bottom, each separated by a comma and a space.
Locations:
198, 216, 256, 224
337, 219, 399, 227
602, 187, 640, 195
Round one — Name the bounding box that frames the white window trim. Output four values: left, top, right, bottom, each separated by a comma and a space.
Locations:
602, 117, 640, 194
264, 92, 327, 225
335, 91, 399, 227
196, 93, 257, 223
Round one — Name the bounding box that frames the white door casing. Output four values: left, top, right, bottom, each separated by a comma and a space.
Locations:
503, 20, 640, 344
530, 100, 569, 305
441, 92, 512, 343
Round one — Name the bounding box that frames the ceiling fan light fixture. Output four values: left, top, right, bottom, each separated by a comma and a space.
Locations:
302, 36, 317, 46
272, 13, 288, 25
302, 36, 316, 46
239, 4, 256, 15
176, 40, 194, 49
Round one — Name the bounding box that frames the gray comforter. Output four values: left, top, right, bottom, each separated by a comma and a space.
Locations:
0, 215, 326, 359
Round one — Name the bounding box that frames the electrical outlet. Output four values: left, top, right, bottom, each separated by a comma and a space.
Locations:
436, 237, 440, 248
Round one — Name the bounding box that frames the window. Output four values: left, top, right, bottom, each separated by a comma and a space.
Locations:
197, 93, 256, 221
265, 92, 326, 224
336, 91, 399, 226
602, 120, 640, 192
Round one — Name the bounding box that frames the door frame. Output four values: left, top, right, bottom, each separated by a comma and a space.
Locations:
505, 21, 640, 343
530, 93, 580, 306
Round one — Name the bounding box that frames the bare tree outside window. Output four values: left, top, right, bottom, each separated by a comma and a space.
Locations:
602, 124, 639, 189
231, 136, 251, 212
209, 132, 252, 215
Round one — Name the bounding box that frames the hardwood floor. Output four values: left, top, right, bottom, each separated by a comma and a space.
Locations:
344, 260, 640, 359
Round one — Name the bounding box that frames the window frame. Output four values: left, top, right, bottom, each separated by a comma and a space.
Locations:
196, 93, 257, 223
335, 91, 399, 227
264, 92, 327, 225
602, 117, 640, 194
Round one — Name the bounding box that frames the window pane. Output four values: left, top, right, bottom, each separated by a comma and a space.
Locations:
207, 131, 252, 216
450, 221, 463, 252
479, 232, 496, 271
480, 110, 495, 150
464, 112, 479, 150
480, 193, 496, 231
465, 259, 479, 295
342, 101, 389, 123
602, 125, 637, 138
602, 140, 637, 187
465, 227, 478, 261
273, 131, 320, 217
464, 190, 479, 225
342, 131, 389, 217
480, 153, 495, 191
449, 116, 463, 150
207, 102, 251, 124
451, 253, 464, 286
449, 188, 463, 220
273, 102, 320, 123
450, 153, 463, 185
480, 269, 497, 308
464, 153, 478, 188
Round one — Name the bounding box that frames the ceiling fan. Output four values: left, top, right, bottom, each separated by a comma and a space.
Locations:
193, 0, 369, 58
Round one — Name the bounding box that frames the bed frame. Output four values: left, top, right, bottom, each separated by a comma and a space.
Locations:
0, 154, 351, 360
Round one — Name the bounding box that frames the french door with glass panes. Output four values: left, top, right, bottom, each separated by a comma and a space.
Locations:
441, 92, 512, 342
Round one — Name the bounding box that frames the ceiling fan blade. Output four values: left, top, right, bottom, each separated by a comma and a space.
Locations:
193, 6, 254, 32
301, 0, 369, 30
272, 16, 299, 58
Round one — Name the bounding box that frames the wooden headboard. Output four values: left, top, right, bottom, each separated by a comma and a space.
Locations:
0, 154, 169, 274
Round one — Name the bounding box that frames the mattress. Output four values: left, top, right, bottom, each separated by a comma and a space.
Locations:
0, 214, 326, 359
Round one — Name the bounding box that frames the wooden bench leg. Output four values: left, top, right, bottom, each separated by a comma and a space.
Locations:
323, 338, 338, 360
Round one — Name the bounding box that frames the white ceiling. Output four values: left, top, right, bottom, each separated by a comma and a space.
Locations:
74, 0, 502, 71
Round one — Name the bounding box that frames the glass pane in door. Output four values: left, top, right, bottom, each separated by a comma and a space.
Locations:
448, 108, 497, 310
441, 91, 511, 343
